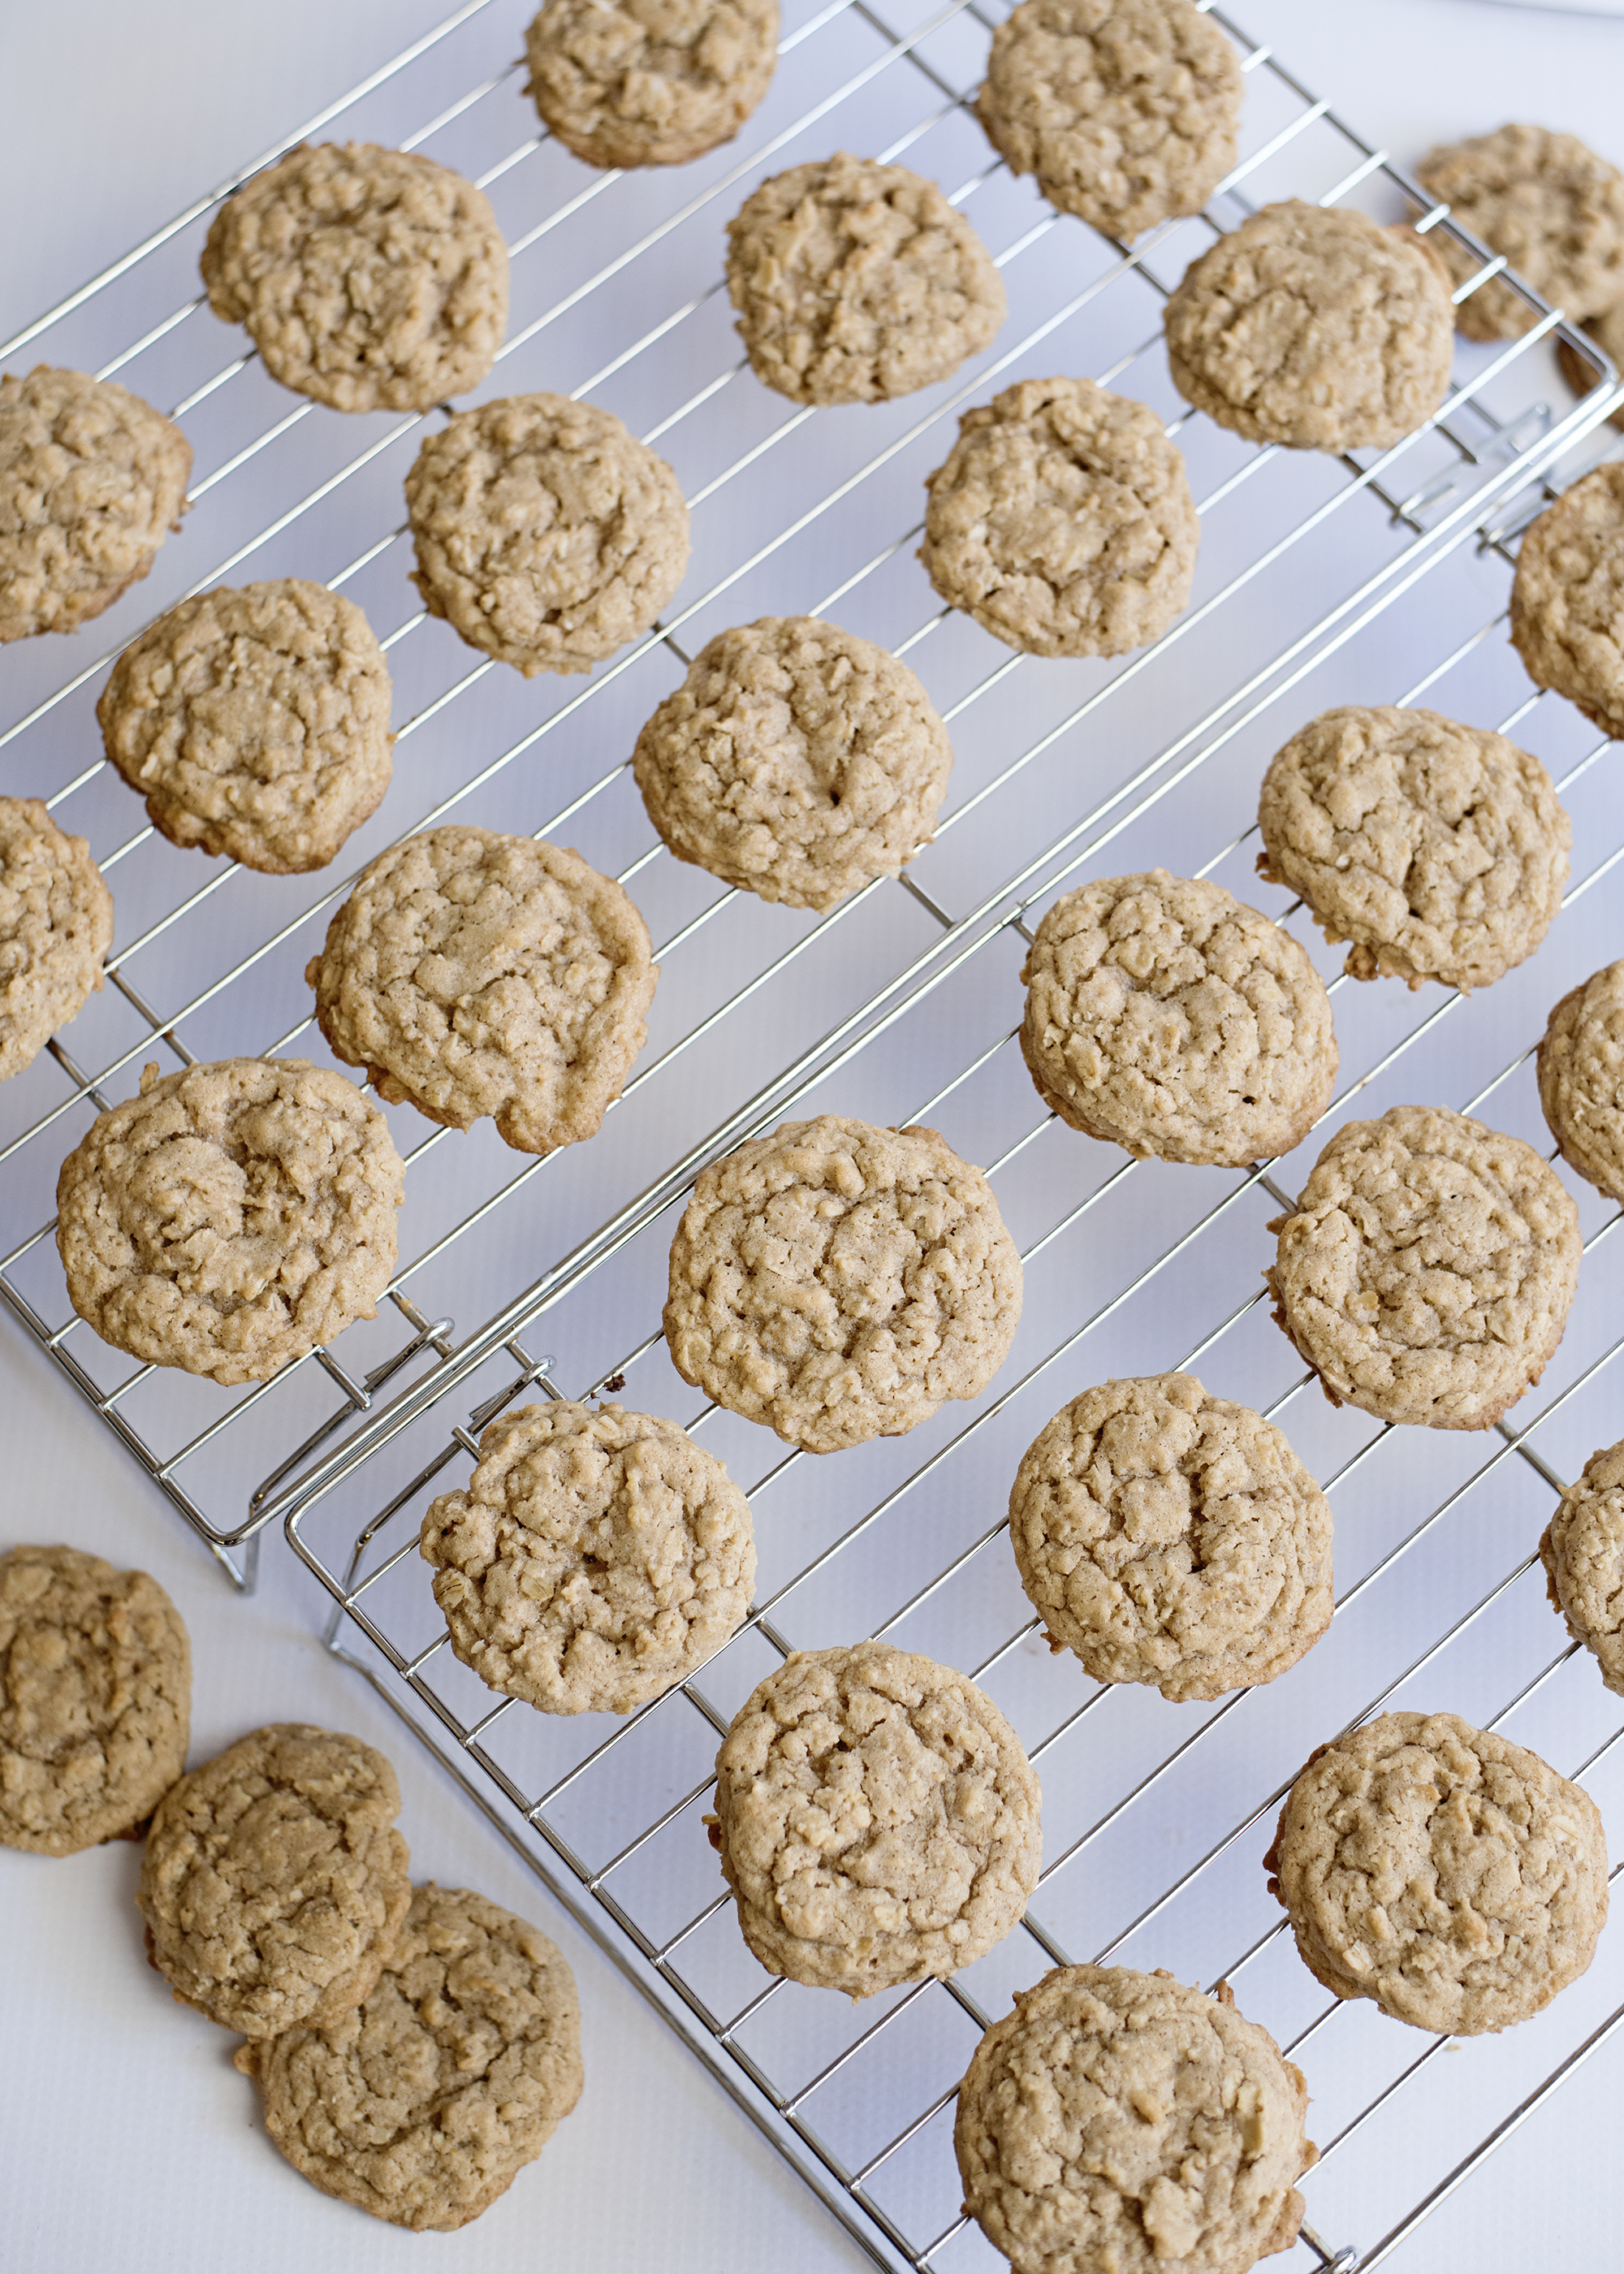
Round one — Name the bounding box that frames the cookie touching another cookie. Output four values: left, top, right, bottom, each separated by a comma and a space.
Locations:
1257, 705, 1570, 992
1542, 1441, 1624, 1695
631, 616, 953, 909
1020, 871, 1336, 1165
1510, 462, 1624, 739
525, 0, 778, 167
976, 0, 1242, 240
1268, 1711, 1608, 2034
1539, 960, 1624, 1203
1266, 1105, 1580, 1431
713, 1641, 1040, 1995
955, 1965, 1316, 2274
1415, 124, 1624, 343
0, 798, 114, 1082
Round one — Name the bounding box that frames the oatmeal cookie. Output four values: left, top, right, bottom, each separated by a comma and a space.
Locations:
1415, 125, 1624, 344
664, 1114, 1023, 1452
405, 392, 689, 674
1510, 462, 1624, 739
55, 1056, 405, 1386
420, 1400, 755, 1715
1257, 706, 1570, 992
1267, 1711, 1608, 2034
956, 1965, 1315, 2274
307, 828, 656, 1153
97, 579, 394, 875
200, 143, 508, 413
0, 365, 190, 641
1019, 870, 1336, 1165
1539, 960, 1624, 1202
1266, 1105, 1580, 1431
525, 0, 778, 168
976, 0, 1242, 240
631, 616, 953, 910
0, 798, 113, 1081
921, 375, 1198, 657
140, 1722, 411, 2037
723, 152, 1006, 404
1164, 201, 1455, 452
235, 1883, 581, 2230
1009, 1373, 1333, 1702
1542, 1440, 1624, 1695
0, 1544, 190, 1856
714, 1641, 1040, 1995
1557, 300, 1624, 431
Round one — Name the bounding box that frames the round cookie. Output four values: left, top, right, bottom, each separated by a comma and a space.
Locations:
525, 0, 778, 168
664, 1113, 1023, 1452
1256, 705, 1570, 992
0, 1544, 190, 1857
956, 1965, 1315, 2274
1510, 462, 1624, 740
1265, 1105, 1581, 1432
1009, 1373, 1333, 1702
97, 579, 394, 875
713, 1641, 1040, 1995
307, 828, 657, 1153
0, 365, 191, 641
723, 152, 1007, 404
1266, 1710, 1609, 2034
139, 1722, 411, 2037
921, 375, 1199, 658
1164, 201, 1455, 452
55, 1056, 406, 1387
976, 0, 1242, 241
1019, 870, 1336, 1165
0, 798, 114, 1082
234, 1883, 581, 2230
200, 143, 508, 413
1539, 959, 1624, 1203
1415, 125, 1624, 344
405, 392, 689, 675
420, 1400, 755, 1715
1557, 300, 1624, 432
1541, 1440, 1624, 1695
631, 616, 954, 910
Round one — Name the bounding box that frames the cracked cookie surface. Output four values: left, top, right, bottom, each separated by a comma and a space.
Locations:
1510, 463, 1624, 739
0, 797, 113, 1081
1416, 124, 1624, 343
1539, 959, 1624, 1203
1541, 1440, 1624, 1697
525, 0, 778, 166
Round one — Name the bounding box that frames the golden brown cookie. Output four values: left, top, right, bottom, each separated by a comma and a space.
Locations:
1510, 462, 1624, 739
1539, 959, 1624, 1202
525, 0, 779, 167
1556, 300, 1624, 430
1416, 125, 1624, 343
0, 798, 113, 1081
1542, 1439, 1624, 1695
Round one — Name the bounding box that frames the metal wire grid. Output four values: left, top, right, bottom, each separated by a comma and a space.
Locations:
0, 0, 1614, 1590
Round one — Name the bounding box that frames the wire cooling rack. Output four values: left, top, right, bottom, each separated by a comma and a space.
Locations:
8, 1, 1624, 2266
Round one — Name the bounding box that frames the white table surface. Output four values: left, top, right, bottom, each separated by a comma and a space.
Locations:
4, 4, 1624, 2269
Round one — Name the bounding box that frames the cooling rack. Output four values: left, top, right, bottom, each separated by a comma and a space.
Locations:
7, 0, 1624, 2266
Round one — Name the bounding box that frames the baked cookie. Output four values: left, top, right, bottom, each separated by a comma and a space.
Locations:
1266, 1105, 1581, 1431
1267, 1710, 1609, 2034
0, 798, 114, 1081
921, 376, 1198, 657
1539, 960, 1624, 1202
420, 1400, 755, 1715
525, 0, 778, 168
200, 143, 508, 413
0, 1544, 190, 1856
1009, 1373, 1333, 1702
1510, 463, 1624, 739
723, 152, 1006, 404
1019, 870, 1336, 1165
55, 1057, 405, 1386
1415, 125, 1624, 344
976, 0, 1242, 240
405, 392, 689, 675
1541, 1439, 1624, 1694
1164, 201, 1455, 452
0, 365, 190, 641
1257, 706, 1570, 992
713, 1641, 1040, 1995
234, 1883, 581, 2231
664, 1114, 1023, 1452
956, 1965, 1315, 2274
631, 616, 953, 910
140, 1722, 411, 2037
307, 828, 656, 1153
1557, 300, 1624, 431
97, 579, 394, 875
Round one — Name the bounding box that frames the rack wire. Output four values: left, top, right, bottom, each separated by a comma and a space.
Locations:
8, 1, 1624, 2266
